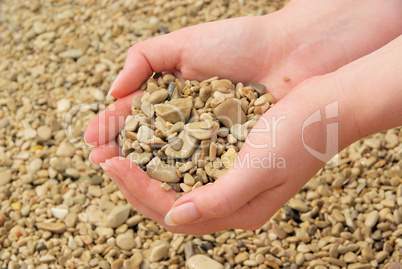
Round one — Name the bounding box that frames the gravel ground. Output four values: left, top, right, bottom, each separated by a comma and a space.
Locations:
0, 0, 401, 268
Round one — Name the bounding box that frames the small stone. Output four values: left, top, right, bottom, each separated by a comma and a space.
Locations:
230, 123, 248, 141
169, 137, 183, 151
221, 148, 237, 169
24, 128, 37, 140
214, 98, 246, 128
235, 252, 249, 263
148, 89, 168, 104
56, 140, 76, 157
116, 231, 135, 250
0, 118, 9, 129
147, 162, 180, 183
112, 259, 124, 269
375, 251, 389, 263
364, 138, 381, 149
288, 199, 309, 212
141, 101, 154, 118
0, 169, 11, 186
149, 241, 169, 262
65, 212, 78, 227
107, 205, 131, 228
365, 210, 379, 228
39, 255, 56, 263
33, 21, 46, 34
37, 222, 67, 233
137, 126, 154, 143
59, 49, 84, 59
250, 82, 267, 95
155, 98, 193, 123
361, 247, 375, 261
51, 207, 69, 219
95, 227, 114, 238
344, 252, 358, 263
57, 99, 71, 112
37, 125, 52, 141
186, 254, 224, 269
132, 95, 142, 110
124, 252, 143, 269
184, 241, 196, 260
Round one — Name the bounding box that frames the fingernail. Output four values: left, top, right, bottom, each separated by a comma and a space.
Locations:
99, 162, 110, 173
107, 72, 122, 99
88, 153, 100, 168
164, 202, 200, 226
84, 136, 96, 147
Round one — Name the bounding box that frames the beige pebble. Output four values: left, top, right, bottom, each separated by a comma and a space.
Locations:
107, 205, 131, 228
116, 231, 135, 250
132, 95, 142, 109
136, 126, 153, 143
141, 101, 154, 118
37, 222, 67, 234
365, 210, 379, 228
344, 252, 358, 263
186, 254, 224, 269
230, 123, 248, 141
148, 89, 168, 104
213, 98, 246, 128
288, 199, 308, 212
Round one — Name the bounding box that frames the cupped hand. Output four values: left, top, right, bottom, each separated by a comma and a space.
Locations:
85, 0, 402, 234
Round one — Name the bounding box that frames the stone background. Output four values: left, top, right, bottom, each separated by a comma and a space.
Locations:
0, 0, 401, 268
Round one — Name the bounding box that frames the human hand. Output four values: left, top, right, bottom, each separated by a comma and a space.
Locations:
85, 1, 402, 234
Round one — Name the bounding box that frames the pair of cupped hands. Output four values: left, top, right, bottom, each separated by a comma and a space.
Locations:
85, 0, 402, 234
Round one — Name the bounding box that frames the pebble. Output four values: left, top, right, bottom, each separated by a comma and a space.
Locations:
214, 98, 246, 128
361, 247, 375, 261
148, 241, 169, 262
137, 126, 154, 143
56, 140, 76, 157
288, 199, 309, 212
59, 49, 84, 59
169, 137, 184, 151
0, 169, 12, 186
364, 138, 381, 149
116, 231, 135, 250
37, 125, 52, 141
148, 89, 168, 104
37, 222, 67, 234
344, 252, 358, 263
250, 82, 267, 95
186, 254, 224, 269
51, 207, 69, 219
107, 205, 131, 228
365, 210, 379, 228
230, 123, 248, 141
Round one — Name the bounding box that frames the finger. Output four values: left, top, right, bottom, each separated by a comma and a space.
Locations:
109, 34, 183, 98
84, 92, 137, 146
89, 139, 120, 166
101, 160, 165, 223
107, 157, 178, 215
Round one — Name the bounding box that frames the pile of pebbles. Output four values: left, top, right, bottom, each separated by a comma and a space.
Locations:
120, 74, 273, 193
0, 0, 401, 269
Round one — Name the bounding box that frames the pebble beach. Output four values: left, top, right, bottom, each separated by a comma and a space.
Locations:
0, 0, 401, 268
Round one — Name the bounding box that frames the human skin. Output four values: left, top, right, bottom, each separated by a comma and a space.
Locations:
85, 1, 402, 234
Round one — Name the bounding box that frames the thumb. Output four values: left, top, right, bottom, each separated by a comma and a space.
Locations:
109, 33, 182, 98
164, 116, 286, 226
